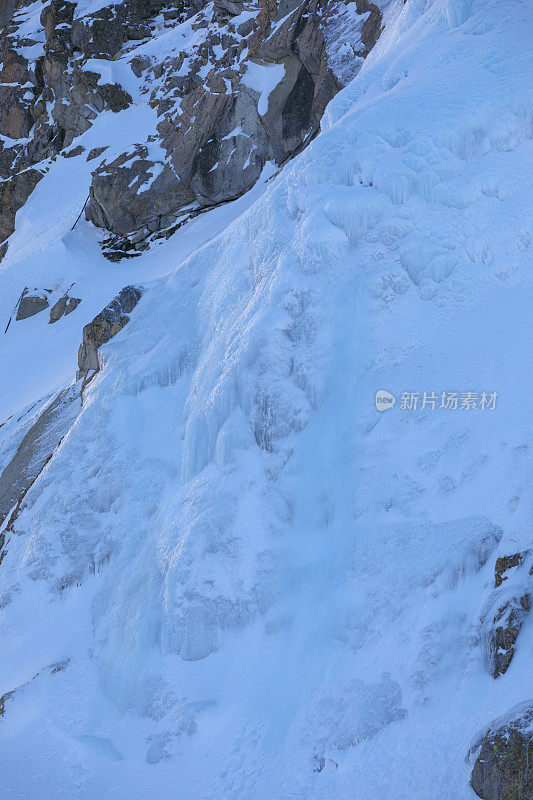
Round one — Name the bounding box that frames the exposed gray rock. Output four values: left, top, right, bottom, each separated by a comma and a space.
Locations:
488, 592, 530, 678
98, 83, 133, 112
481, 550, 532, 678
190, 90, 269, 204
65, 296, 82, 315
16, 292, 50, 320
130, 54, 152, 77
214, 0, 244, 18
470, 702, 533, 800
0, 167, 43, 247
41, 0, 76, 47
0, 0, 383, 258
64, 145, 85, 158
77, 285, 142, 377
70, 0, 167, 60
0, 385, 81, 528
87, 146, 109, 161
361, 1, 383, 54
49, 295, 67, 322
84, 0, 379, 244
0, 82, 34, 139
87, 148, 194, 237
495, 552, 528, 587
49, 294, 81, 323
0, 0, 168, 256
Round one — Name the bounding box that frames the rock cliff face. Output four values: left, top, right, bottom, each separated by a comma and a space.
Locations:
0, 0, 382, 259
85, 0, 347, 241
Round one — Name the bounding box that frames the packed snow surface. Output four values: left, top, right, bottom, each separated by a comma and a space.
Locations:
242, 60, 287, 116
0, 0, 532, 797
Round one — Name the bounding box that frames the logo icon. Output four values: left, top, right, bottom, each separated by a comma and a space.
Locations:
375, 389, 396, 412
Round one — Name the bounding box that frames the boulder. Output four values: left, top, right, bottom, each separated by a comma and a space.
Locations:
49, 294, 81, 323
16, 293, 49, 320
98, 83, 133, 113
86, 149, 194, 236
470, 702, 533, 800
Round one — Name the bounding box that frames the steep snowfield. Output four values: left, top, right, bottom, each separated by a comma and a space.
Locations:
0, 0, 532, 797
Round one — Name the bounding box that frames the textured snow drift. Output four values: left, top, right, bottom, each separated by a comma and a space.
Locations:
0, 0, 532, 797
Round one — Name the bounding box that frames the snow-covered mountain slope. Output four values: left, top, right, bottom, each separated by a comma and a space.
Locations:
0, 0, 532, 797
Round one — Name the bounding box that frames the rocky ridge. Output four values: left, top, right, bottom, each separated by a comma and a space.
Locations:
0, 0, 383, 260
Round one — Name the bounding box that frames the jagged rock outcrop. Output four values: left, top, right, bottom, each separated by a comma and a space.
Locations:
470, 702, 533, 800
0, 0, 381, 255
0, 168, 43, 257
85, 0, 368, 246
70, 0, 169, 60
15, 290, 50, 320
0, 0, 383, 259
0, 284, 139, 539
77, 285, 142, 377
495, 553, 529, 587
4, 285, 81, 325
481, 550, 532, 678
0, 0, 171, 255
48, 292, 81, 323
488, 593, 530, 677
